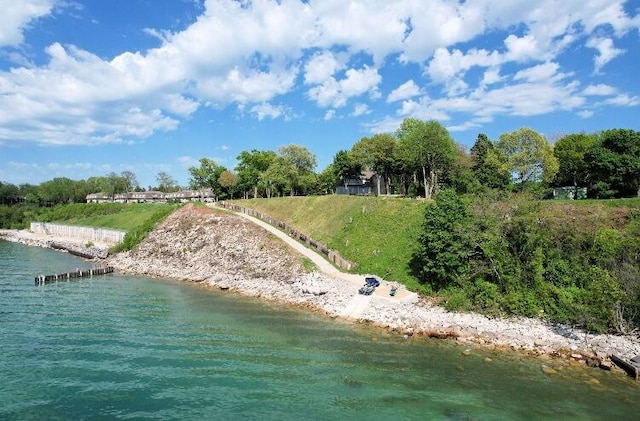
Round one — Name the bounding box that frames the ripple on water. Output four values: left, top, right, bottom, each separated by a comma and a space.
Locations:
1, 240, 639, 420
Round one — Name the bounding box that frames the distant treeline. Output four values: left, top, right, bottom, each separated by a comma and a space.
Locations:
2, 121, 638, 208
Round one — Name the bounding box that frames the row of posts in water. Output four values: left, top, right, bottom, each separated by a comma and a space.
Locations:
35, 266, 114, 285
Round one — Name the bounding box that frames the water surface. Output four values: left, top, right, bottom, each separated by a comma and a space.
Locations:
1, 240, 638, 420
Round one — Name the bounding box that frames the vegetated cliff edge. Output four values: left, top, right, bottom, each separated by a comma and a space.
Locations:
106, 204, 640, 374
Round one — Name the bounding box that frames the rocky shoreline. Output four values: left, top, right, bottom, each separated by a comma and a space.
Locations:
3, 205, 640, 376
0, 229, 110, 259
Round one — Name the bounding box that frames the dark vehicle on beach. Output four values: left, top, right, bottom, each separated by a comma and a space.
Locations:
358, 277, 380, 295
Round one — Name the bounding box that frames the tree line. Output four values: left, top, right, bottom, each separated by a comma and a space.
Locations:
1, 119, 638, 206
187, 120, 639, 201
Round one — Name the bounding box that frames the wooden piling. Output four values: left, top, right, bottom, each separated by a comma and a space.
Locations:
35, 266, 114, 285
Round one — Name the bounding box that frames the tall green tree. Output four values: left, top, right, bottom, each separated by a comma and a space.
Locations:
586, 129, 640, 198
218, 170, 238, 199
235, 150, 277, 199
0, 182, 21, 204
351, 133, 398, 195
260, 158, 296, 198
156, 171, 179, 193
121, 170, 140, 192
37, 177, 76, 205
277, 144, 317, 196
332, 150, 362, 192
316, 163, 338, 195
496, 127, 558, 188
188, 158, 226, 196
410, 189, 473, 290
103, 172, 130, 197
396, 118, 456, 199
553, 132, 597, 197
470, 133, 510, 190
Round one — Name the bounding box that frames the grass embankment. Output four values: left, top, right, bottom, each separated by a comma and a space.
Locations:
232, 196, 426, 290
29, 202, 181, 251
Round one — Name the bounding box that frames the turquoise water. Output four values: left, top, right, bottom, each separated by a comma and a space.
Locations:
1, 241, 639, 420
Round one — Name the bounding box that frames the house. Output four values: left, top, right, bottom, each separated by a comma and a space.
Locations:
86, 192, 111, 203
85, 188, 216, 203
336, 171, 387, 196
552, 186, 587, 200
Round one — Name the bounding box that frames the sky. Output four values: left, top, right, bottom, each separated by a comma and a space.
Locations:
0, 0, 638, 189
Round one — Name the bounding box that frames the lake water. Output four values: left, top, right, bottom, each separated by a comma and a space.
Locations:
1, 240, 639, 420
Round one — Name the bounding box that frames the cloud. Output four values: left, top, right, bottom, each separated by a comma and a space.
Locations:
604, 94, 640, 107
583, 84, 617, 96
307, 65, 381, 108
352, 103, 370, 116
387, 79, 421, 102
586, 37, 624, 72
0, 0, 55, 47
0, 0, 638, 148
577, 110, 594, 119
513, 62, 561, 83
504, 34, 540, 62
427, 47, 501, 84
250, 102, 288, 121
304, 50, 344, 85
323, 109, 336, 121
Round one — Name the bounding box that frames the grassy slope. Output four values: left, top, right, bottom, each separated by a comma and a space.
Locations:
232, 196, 426, 290
52, 204, 179, 231
232, 195, 640, 292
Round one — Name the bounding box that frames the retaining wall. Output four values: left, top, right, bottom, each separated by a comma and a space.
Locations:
30, 222, 126, 244
217, 202, 356, 271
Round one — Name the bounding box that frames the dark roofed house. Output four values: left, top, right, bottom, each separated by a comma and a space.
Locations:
336, 171, 386, 196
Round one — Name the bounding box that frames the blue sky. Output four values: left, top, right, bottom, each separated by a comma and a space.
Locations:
0, 0, 638, 189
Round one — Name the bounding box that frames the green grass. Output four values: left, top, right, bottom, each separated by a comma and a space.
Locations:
232, 195, 427, 290
55, 204, 179, 231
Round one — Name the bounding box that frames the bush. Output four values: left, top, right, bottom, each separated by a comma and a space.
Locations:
410, 189, 474, 290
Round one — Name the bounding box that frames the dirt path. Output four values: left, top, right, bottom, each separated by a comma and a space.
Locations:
209, 204, 418, 304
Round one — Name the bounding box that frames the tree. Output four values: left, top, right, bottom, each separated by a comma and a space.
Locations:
351, 133, 398, 195
0, 182, 21, 204
470, 133, 510, 190
553, 132, 597, 198
235, 150, 277, 199
278, 144, 317, 173
188, 158, 226, 197
37, 177, 76, 205
396, 118, 457, 199
121, 170, 140, 192
586, 129, 640, 198
260, 158, 296, 198
496, 127, 559, 188
444, 144, 480, 194
316, 163, 338, 195
103, 172, 129, 197
276, 144, 317, 196
410, 189, 473, 290
218, 170, 238, 199
156, 172, 179, 193
332, 150, 362, 192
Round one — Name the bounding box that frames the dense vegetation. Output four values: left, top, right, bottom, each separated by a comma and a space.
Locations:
233, 194, 640, 334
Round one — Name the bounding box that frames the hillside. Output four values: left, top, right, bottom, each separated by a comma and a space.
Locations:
231, 196, 426, 290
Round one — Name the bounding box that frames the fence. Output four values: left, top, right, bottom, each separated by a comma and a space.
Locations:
217, 202, 356, 271
30, 222, 126, 244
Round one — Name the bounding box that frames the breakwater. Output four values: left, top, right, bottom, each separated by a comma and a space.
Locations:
217, 201, 356, 271
35, 266, 114, 285
30, 222, 126, 244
